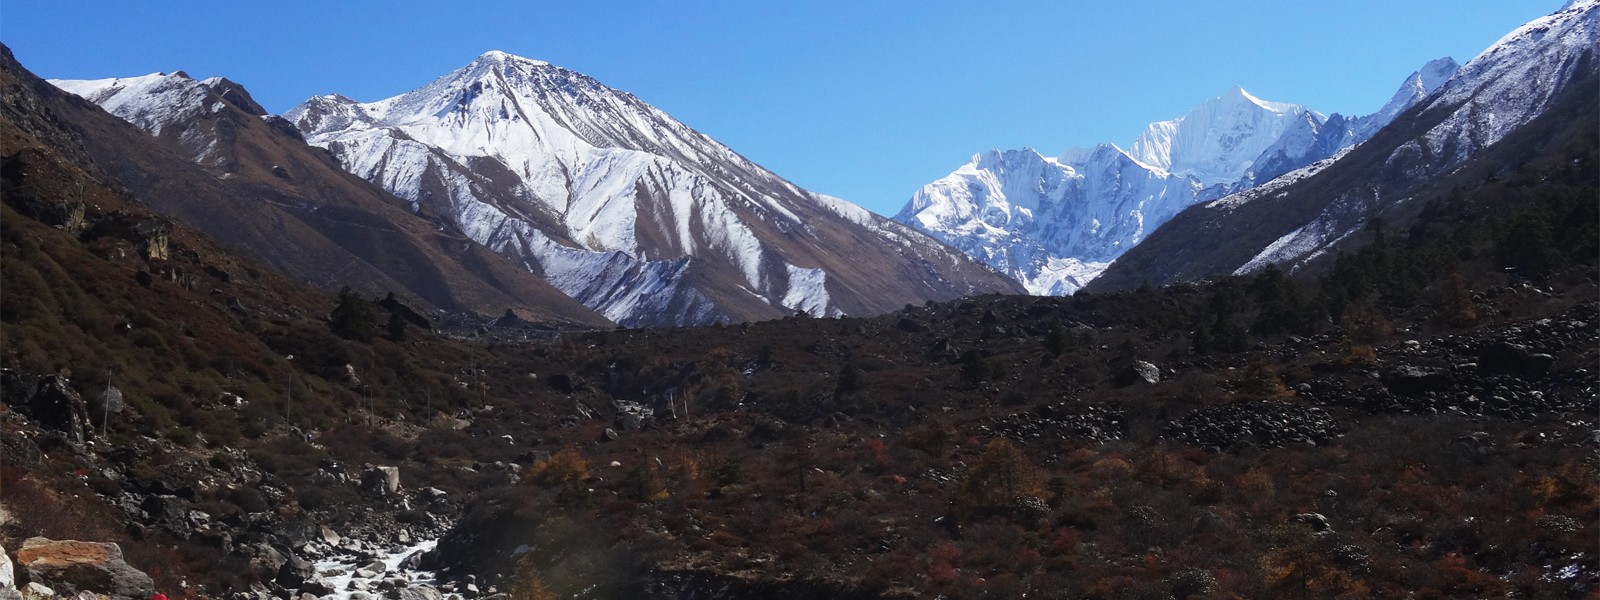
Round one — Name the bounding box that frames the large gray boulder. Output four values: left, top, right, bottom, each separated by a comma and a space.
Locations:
359, 466, 402, 497
14, 537, 154, 600
1, 541, 15, 590
1116, 360, 1162, 387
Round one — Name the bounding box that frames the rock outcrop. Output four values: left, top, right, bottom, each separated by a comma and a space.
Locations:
14, 538, 155, 600
1, 372, 93, 444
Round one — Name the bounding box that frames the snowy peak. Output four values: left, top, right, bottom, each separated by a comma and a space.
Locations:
1127, 87, 1314, 185
1353, 57, 1461, 141
1386, 57, 1461, 111
285, 51, 1019, 326
894, 53, 1488, 296
969, 147, 1058, 176
1415, 57, 1462, 91
473, 49, 550, 68
52, 73, 213, 136
1224, 85, 1298, 113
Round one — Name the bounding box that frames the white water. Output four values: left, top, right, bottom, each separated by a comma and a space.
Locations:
313, 538, 443, 599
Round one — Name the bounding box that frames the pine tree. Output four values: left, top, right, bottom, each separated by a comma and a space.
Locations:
386, 311, 408, 341
329, 287, 378, 342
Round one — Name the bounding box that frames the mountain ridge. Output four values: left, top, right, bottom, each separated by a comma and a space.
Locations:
893, 60, 1461, 295
40, 54, 612, 327
1086, 0, 1598, 292
285, 51, 1021, 326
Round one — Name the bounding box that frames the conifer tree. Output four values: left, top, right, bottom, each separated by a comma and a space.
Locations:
329, 286, 378, 342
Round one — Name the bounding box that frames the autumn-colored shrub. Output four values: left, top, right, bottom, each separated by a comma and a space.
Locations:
529, 445, 591, 503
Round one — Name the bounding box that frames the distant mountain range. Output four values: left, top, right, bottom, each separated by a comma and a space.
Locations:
892, 60, 1462, 295
34, 0, 1597, 325
1088, 0, 1598, 292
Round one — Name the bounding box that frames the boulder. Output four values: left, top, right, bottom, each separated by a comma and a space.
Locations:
1382, 365, 1453, 395
1292, 512, 1333, 533
276, 554, 316, 590
1477, 342, 1553, 375
359, 466, 402, 498
298, 578, 336, 597
20, 582, 55, 599
14, 537, 155, 599
612, 399, 654, 430
388, 586, 445, 600
319, 526, 342, 547
237, 543, 287, 582
273, 519, 321, 548
1116, 360, 1162, 387
354, 559, 386, 579
1, 541, 13, 590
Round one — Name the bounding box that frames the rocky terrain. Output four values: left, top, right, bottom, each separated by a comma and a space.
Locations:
3, 5, 1596, 599
5, 206, 1593, 597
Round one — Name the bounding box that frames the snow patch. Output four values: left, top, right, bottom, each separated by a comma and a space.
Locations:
781, 263, 834, 316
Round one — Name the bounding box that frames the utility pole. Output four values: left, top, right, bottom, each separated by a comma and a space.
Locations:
472, 360, 485, 406
285, 355, 295, 426
102, 369, 112, 437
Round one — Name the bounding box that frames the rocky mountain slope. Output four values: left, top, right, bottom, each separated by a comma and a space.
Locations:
1088, 0, 1598, 292
37, 56, 609, 328
285, 52, 1021, 327
894, 62, 1459, 295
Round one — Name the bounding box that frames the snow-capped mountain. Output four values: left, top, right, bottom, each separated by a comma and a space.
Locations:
1087, 0, 1598, 292
286, 51, 1019, 326
895, 62, 1459, 295
52, 72, 275, 175
48, 69, 613, 325
1126, 86, 1311, 186
1417, 0, 1598, 168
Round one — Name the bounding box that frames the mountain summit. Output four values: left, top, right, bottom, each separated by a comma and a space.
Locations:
894, 64, 1459, 295
288, 52, 1019, 326
1125, 85, 1311, 185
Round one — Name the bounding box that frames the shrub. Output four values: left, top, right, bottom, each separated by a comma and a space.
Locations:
529, 446, 591, 504
959, 439, 1044, 516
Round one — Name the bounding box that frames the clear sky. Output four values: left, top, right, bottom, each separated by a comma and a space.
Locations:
2, 1, 1562, 216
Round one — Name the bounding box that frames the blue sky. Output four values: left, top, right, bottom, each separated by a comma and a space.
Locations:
2, 1, 1561, 216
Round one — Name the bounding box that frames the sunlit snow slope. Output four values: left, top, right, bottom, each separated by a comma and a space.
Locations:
286, 52, 1019, 326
